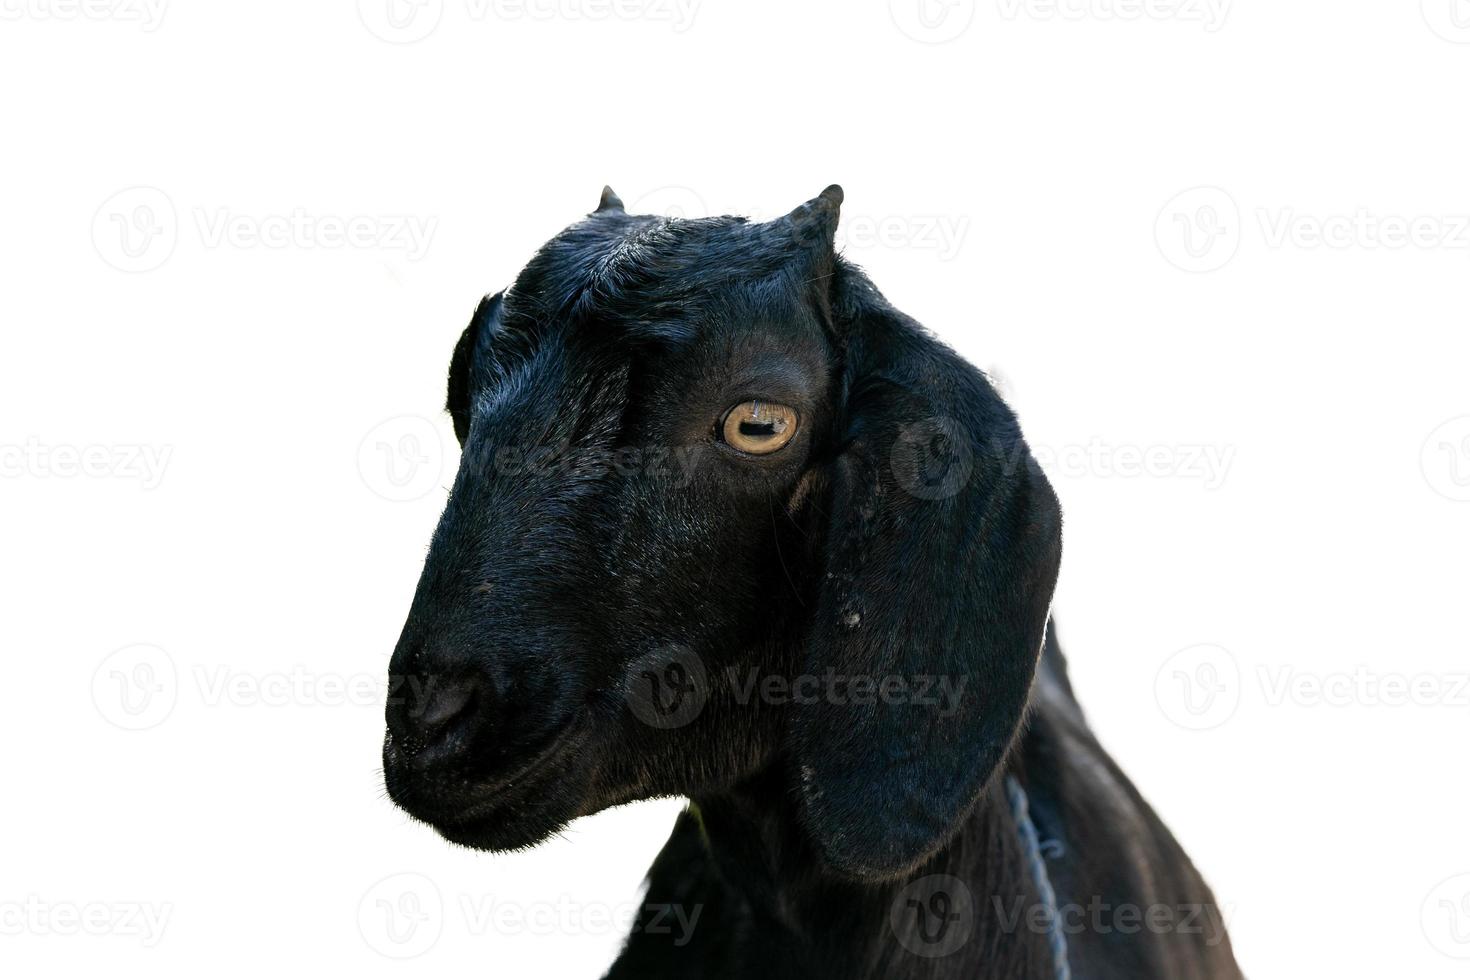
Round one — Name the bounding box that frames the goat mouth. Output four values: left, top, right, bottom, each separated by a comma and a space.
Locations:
383, 719, 593, 851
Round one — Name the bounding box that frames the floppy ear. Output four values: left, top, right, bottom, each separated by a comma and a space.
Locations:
791, 275, 1063, 880
446, 291, 504, 445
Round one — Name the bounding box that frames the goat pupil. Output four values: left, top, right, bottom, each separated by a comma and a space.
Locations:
739, 420, 778, 439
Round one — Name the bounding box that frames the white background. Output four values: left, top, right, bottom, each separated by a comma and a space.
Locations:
2, 2, 1468, 976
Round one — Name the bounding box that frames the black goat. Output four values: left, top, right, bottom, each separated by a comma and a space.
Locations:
382, 186, 1243, 979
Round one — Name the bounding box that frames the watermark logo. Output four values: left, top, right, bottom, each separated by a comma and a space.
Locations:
92, 186, 177, 273
625, 644, 708, 729
1153, 643, 1240, 730
194, 665, 399, 709
357, 0, 444, 42
356, 880, 702, 951
91, 644, 178, 731
93, 659, 442, 728
890, 426, 1237, 498
1159, 653, 1470, 727
890, 0, 976, 43
890, 874, 975, 957
1422, 0, 1470, 43
93, 187, 437, 271
892, 416, 975, 501
1423, 873, 1470, 959
1159, 187, 1470, 271
1421, 416, 1470, 502
358, 873, 444, 958
1155, 187, 1240, 273
358, 415, 444, 502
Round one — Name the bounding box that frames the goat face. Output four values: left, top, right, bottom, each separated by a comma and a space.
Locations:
383, 186, 1063, 881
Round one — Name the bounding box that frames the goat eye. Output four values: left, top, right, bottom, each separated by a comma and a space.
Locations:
721, 400, 799, 455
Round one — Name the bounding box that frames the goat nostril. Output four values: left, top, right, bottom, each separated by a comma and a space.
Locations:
418, 676, 480, 731
387, 670, 493, 761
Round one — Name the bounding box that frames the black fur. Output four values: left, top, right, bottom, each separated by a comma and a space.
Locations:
382, 187, 1243, 979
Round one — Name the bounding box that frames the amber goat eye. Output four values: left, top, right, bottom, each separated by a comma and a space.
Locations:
721, 401, 799, 455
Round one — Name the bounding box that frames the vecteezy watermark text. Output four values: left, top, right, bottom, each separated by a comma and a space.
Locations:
991, 436, 1236, 490
725, 667, 970, 718
487, 442, 709, 486
1, 438, 172, 489
92, 186, 438, 272
1157, 186, 1470, 273
357, 871, 703, 959
1257, 209, 1470, 251
460, 894, 701, 945
356, 0, 701, 43
996, 0, 1230, 31
0, 896, 172, 947
193, 208, 436, 259
993, 896, 1233, 947
1155, 643, 1470, 731
92, 643, 449, 731
0, 0, 168, 30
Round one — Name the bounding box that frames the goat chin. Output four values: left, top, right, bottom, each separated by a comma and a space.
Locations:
382, 727, 596, 852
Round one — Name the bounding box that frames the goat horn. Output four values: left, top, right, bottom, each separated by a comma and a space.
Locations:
780, 184, 844, 250
596, 185, 625, 213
